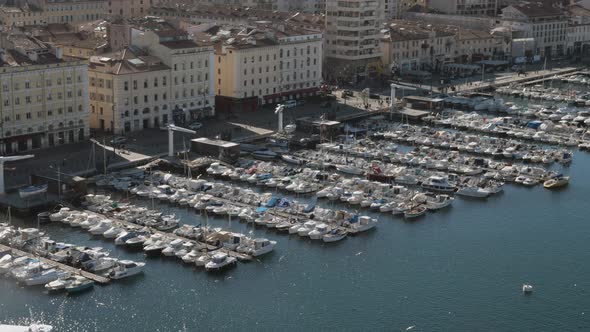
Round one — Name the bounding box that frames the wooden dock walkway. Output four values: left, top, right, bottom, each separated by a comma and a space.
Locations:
81, 209, 253, 261
0, 243, 111, 284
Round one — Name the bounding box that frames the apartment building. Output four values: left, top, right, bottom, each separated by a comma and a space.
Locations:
0, 0, 106, 26
380, 21, 455, 73
501, 2, 567, 58
131, 18, 215, 123
426, 0, 498, 16
88, 47, 171, 133
565, 4, 590, 57
0, 35, 89, 153
325, 0, 384, 83
199, 24, 322, 113
455, 29, 504, 62
107, 0, 152, 18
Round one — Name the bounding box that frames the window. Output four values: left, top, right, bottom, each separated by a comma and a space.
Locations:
14, 97, 19, 105
144, 80, 148, 88
15, 114, 20, 121
25, 81, 30, 89
124, 81, 128, 91
25, 96, 31, 104
144, 95, 148, 103
154, 78, 158, 87
162, 77, 167, 86
133, 80, 137, 90
26, 112, 31, 119
133, 96, 138, 104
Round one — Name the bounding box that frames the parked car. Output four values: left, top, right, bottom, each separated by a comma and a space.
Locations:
110, 137, 127, 145
343, 89, 354, 97
284, 100, 297, 108
188, 122, 203, 130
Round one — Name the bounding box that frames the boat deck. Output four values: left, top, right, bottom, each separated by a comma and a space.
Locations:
0, 243, 111, 284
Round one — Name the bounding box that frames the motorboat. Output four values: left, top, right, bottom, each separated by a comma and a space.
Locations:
404, 205, 427, 219
425, 195, 453, 211
543, 174, 569, 189
281, 154, 304, 165
421, 176, 457, 193
205, 253, 237, 271
89, 220, 112, 235
144, 240, 167, 256
108, 260, 145, 279
522, 284, 533, 294
49, 207, 70, 222
308, 223, 330, 240
162, 239, 184, 257
0, 323, 53, 332
322, 229, 348, 243
456, 186, 490, 198
237, 238, 276, 257
336, 165, 364, 175
252, 149, 278, 160
65, 276, 94, 294
297, 221, 317, 237
24, 268, 69, 286
103, 226, 124, 239
45, 276, 75, 293
348, 216, 377, 232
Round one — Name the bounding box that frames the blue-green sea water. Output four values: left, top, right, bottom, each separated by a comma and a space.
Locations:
1, 149, 590, 331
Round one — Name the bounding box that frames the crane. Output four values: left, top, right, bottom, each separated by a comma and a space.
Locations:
0, 154, 34, 194
166, 124, 196, 157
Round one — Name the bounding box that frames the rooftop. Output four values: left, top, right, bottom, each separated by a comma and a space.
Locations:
507, 1, 564, 17
88, 47, 169, 74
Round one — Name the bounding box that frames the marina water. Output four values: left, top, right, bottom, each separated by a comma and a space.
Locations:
2, 133, 590, 330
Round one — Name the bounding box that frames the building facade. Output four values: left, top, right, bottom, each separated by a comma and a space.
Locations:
0, 35, 89, 153
107, 0, 152, 18
88, 48, 171, 133
0, 0, 106, 26
207, 25, 323, 113
325, 0, 384, 83
426, 0, 497, 16
501, 2, 567, 58
131, 21, 215, 124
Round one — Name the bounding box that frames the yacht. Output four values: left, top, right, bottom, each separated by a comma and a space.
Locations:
45, 276, 75, 293
425, 194, 453, 211
421, 176, 457, 193
522, 284, 533, 294
297, 221, 317, 237
348, 216, 377, 232
108, 260, 145, 279
238, 238, 276, 257
205, 253, 237, 272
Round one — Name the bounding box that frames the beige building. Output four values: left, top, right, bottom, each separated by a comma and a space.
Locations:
88, 48, 171, 133
381, 21, 455, 73
131, 21, 215, 123
0, 0, 106, 26
426, 0, 497, 16
0, 35, 89, 153
455, 29, 504, 62
198, 24, 322, 113
107, 0, 152, 18
325, 0, 384, 83
501, 2, 567, 58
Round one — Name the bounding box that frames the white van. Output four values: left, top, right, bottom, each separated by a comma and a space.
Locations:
284, 100, 297, 108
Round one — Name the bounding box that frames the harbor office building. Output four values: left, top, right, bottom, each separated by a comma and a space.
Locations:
0, 35, 89, 153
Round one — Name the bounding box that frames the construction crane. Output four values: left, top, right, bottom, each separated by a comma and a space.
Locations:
166, 124, 196, 157
0, 155, 34, 194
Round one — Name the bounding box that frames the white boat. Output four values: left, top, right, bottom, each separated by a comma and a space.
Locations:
349, 216, 377, 232
0, 323, 53, 332
65, 276, 94, 293
456, 186, 490, 198
49, 207, 70, 222
336, 165, 364, 175
45, 276, 74, 292
281, 154, 304, 165
308, 223, 330, 240
425, 195, 453, 210
103, 226, 123, 239
205, 253, 237, 271
322, 229, 348, 243
421, 176, 456, 193
297, 221, 317, 237
522, 284, 533, 294
24, 268, 69, 286
162, 239, 184, 257
404, 205, 427, 219
108, 260, 145, 279
237, 238, 276, 257
89, 220, 112, 235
